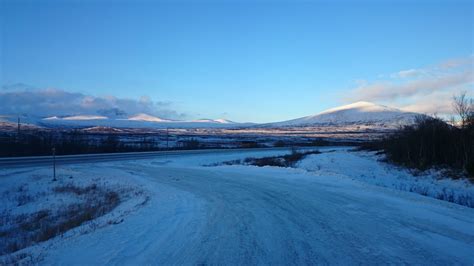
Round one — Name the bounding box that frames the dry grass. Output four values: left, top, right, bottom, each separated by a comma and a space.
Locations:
211, 150, 322, 168
0, 183, 120, 256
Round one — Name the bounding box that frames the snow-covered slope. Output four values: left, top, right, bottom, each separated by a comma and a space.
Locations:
213, 118, 235, 124
36, 113, 244, 129
270, 101, 419, 127
1, 102, 419, 130
63, 115, 107, 121
126, 113, 173, 123
189, 118, 235, 124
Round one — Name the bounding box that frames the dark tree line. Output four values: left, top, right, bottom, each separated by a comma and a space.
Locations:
363, 92, 474, 178
0, 130, 160, 157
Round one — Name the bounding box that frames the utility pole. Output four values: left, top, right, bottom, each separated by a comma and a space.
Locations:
16, 116, 21, 143
17, 116, 20, 136
52, 147, 57, 181
166, 128, 169, 150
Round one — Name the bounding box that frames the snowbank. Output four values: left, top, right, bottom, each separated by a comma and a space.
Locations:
297, 148, 474, 207
0, 164, 149, 264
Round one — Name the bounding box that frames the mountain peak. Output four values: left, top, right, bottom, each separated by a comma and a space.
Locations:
318, 101, 393, 115
189, 118, 235, 124
214, 118, 235, 124
127, 113, 171, 122
271, 101, 417, 127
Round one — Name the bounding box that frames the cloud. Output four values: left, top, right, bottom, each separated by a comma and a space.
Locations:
399, 90, 463, 115
354, 70, 473, 101
0, 84, 186, 119
437, 56, 474, 70
391, 69, 425, 79
347, 55, 474, 115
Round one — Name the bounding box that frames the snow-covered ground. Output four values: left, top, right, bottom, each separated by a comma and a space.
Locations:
1, 148, 473, 264
0, 165, 150, 264
297, 148, 474, 208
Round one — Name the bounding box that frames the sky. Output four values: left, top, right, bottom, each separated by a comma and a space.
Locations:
1, 0, 473, 122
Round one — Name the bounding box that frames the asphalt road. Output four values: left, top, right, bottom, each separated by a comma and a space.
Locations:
0, 147, 294, 168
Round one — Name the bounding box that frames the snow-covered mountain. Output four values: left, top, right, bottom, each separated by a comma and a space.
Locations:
268, 101, 420, 127
126, 113, 173, 123
0, 101, 420, 131
189, 118, 235, 124
213, 119, 234, 124
44, 115, 108, 121
35, 113, 244, 129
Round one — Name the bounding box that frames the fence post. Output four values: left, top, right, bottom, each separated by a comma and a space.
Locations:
166, 128, 169, 150
52, 147, 57, 181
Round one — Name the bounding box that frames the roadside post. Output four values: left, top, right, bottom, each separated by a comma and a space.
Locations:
166, 128, 169, 150
52, 147, 57, 181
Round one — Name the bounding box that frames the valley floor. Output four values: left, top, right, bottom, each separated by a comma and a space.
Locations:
1, 147, 473, 265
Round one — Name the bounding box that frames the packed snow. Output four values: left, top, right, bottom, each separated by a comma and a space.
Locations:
1, 148, 473, 264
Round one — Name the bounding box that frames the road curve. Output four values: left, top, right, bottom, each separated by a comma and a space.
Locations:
135, 166, 474, 265
43, 161, 474, 265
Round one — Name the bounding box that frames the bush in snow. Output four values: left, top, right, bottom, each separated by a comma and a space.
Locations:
0, 183, 120, 256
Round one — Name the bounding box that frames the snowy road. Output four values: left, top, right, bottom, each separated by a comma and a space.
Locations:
16, 148, 474, 265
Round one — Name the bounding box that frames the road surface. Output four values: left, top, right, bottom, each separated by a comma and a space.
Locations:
38, 149, 474, 265
0, 147, 295, 168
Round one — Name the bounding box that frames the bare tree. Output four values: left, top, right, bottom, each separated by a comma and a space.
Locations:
468, 98, 474, 127
453, 91, 472, 128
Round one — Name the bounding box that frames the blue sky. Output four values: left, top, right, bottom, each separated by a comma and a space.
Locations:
1, 0, 473, 122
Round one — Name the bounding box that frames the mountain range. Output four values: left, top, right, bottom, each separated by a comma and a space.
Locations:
0, 101, 421, 130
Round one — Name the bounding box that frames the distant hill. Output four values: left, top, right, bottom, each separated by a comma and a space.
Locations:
36, 114, 248, 129
0, 101, 421, 131
267, 101, 420, 128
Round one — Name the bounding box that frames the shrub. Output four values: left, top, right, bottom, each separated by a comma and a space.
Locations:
240, 141, 260, 148
237, 149, 321, 168
182, 139, 200, 149
273, 140, 287, 147
364, 115, 473, 178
